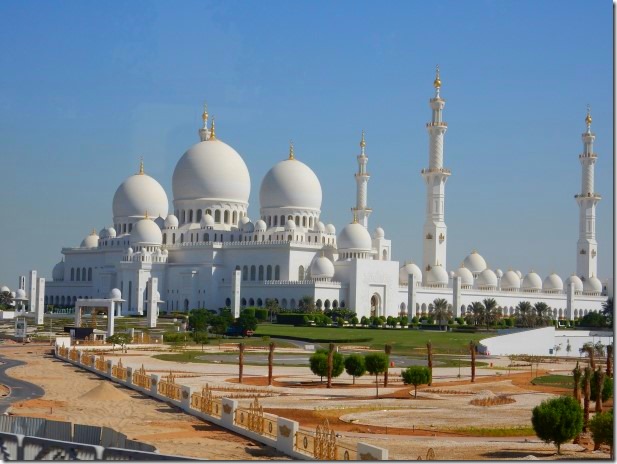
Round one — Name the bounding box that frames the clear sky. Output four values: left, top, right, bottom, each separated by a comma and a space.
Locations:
0, 0, 613, 288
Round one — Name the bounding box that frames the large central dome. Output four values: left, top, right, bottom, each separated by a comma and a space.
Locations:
260, 157, 322, 211
172, 139, 251, 204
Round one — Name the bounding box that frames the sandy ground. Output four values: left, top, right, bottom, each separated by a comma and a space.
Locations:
1, 343, 611, 460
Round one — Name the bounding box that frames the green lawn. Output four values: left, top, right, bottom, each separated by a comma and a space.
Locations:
254, 324, 486, 354
531, 374, 574, 388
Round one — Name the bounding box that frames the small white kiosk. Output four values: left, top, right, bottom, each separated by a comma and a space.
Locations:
74, 288, 124, 338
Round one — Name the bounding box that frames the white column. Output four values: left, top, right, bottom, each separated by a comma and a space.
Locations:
107, 301, 115, 337
28, 270, 37, 312
566, 283, 575, 321
452, 276, 461, 318
35, 278, 45, 325
18, 276, 25, 291
231, 266, 241, 318
407, 274, 417, 322
147, 277, 159, 328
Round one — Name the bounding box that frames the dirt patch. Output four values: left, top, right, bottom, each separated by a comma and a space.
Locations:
0, 384, 9, 396
79, 381, 132, 401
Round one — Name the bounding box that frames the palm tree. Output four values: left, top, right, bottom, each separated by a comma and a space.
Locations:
432, 298, 452, 330
533, 302, 551, 327
298, 295, 316, 313
468, 301, 485, 327
0, 291, 13, 308
602, 297, 613, 325
265, 298, 280, 322
482, 298, 498, 331
516, 301, 534, 328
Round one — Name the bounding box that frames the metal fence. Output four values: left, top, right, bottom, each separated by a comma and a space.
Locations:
158, 372, 181, 401
111, 359, 127, 381
132, 365, 151, 389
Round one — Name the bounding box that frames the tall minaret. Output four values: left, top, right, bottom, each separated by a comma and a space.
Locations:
421, 66, 450, 282
576, 106, 601, 279
353, 130, 372, 228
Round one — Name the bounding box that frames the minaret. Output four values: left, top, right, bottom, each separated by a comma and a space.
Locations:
421, 65, 450, 283
353, 130, 372, 228
198, 102, 209, 141
575, 106, 601, 279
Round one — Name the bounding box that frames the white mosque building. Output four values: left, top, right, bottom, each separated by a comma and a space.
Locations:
40, 69, 610, 321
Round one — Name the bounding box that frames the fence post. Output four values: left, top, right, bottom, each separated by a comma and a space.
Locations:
180, 385, 193, 412
106, 360, 113, 377
125, 367, 133, 387
357, 442, 389, 460
150, 374, 160, 397
221, 398, 237, 428
275, 417, 298, 456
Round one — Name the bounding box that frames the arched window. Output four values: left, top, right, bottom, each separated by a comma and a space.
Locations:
324, 299, 331, 309
332, 300, 338, 309
295, 215, 300, 226
128, 223, 133, 232
257, 298, 263, 307
273, 216, 278, 226
267, 265, 273, 280
181, 210, 186, 223
180, 234, 184, 243
288, 235, 293, 241
206, 209, 212, 216
280, 215, 285, 225
214, 233, 217, 242
250, 265, 256, 281
88, 268, 92, 281
258, 265, 264, 280
302, 216, 307, 227
163, 233, 167, 244
189, 210, 193, 222
242, 265, 248, 281
290, 298, 296, 309
76, 268, 81, 281
382, 249, 388, 260
281, 298, 288, 309
309, 217, 314, 228
298, 265, 305, 281
241, 298, 247, 307
172, 233, 176, 244
215, 210, 221, 223
341, 300, 346, 308
224, 210, 230, 224
225, 298, 231, 307
267, 217, 271, 227
232, 211, 237, 225
316, 299, 322, 309
71, 268, 75, 281
274, 265, 280, 281
249, 298, 255, 306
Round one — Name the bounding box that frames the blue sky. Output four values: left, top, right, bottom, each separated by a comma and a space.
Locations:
0, 0, 613, 287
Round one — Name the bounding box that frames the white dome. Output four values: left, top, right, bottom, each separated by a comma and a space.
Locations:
106, 227, 117, 238
426, 264, 449, 287
260, 158, 322, 211
337, 223, 372, 251
127, 247, 134, 254
399, 263, 422, 285
310, 256, 335, 280
200, 213, 215, 228
254, 219, 267, 232
285, 219, 296, 230
373, 227, 385, 239
240, 216, 251, 225
515, 270, 523, 279
495, 269, 503, 278
463, 250, 487, 273
172, 139, 251, 204
326, 224, 336, 234
81, 231, 99, 249
522, 271, 542, 291
108, 288, 122, 300
501, 270, 521, 290
113, 172, 169, 219
99, 227, 109, 239
566, 275, 583, 293
543, 273, 564, 292
455, 266, 474, 287
15, 289, 26, 300
242, 220, 254, 233
52, 260, 65, 281
449, 271, 456, 279
316, 221, 325, 233
476, 269, 498, 288
164, 214, 179, 228
130, 218, 162, 246
0, 285, 10, 293
583, 275, 602, 294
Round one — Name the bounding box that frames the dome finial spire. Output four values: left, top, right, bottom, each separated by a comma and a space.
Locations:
585, 104, 592, 130
288, 140, 295, 160
202, 102, 209, 129
352, 209, 358, 223
433, 64, 442, 97
139, 157, 144, 175
144, 210, 149, 219
360, 129, 366, 149
209, 116, 216, 140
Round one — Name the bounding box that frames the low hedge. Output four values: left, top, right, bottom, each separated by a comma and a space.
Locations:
263, 334, 373, 344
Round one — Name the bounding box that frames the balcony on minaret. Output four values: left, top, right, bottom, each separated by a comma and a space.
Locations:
426, 122, 448, 128
421, 167, 451, 175
579, 152, 597, 159
574, 192, 602, 200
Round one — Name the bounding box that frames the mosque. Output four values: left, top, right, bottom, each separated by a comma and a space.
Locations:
40, 69, 610, 321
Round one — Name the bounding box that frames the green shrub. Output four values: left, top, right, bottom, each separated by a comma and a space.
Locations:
351, 316, 359, 326
242, 307, 256, 317
589, 410, 613, 454
532, 396, 583, 454
412, 316, 419, 324
402, 365, 430, 398
309, 349, 344, 382
276, 313, 310, 325
163, 332, 189, 343
344, 354, 366, 384
504, 318, 513, 327
254, 308, 268, 321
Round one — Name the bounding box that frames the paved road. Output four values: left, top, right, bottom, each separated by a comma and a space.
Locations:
0, 354, 45, 413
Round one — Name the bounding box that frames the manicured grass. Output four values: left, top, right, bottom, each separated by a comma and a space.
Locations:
254, 324, 486, 354
531, 374, 574, 388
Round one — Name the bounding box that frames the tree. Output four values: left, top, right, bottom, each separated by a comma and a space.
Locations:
360, 316, 368, 327
531, 396, 583, 454
593, 368, 605, 413
566, 339, 572, 356
427, 341, 433, 386
602, 297, 613, 326
365, 353, 388, 399
344, 354, 366, 384
351, 316, 359, 326
482, 298, 499, 331
192, 331, 209, 351
581, 342, 596, 369
607, 344, 613, 378
268, 342, 275, 386
238, 342, 245, 383
580, 311, 608, 328
265, 298, 280, 322
572, 362, 582, 402
327, 344, 335, 388
533, 302, 551, 327
384, 344, 392, 387
583, 366, 592, 430
188, 308, 211, 332
432, 298, 452, 330
298, 295, 316, 313
0, 291, 13, 308
402, 366, 430, 398
236, 312, 258, 333
107, 333, 132, 353
590, 369, 613, 403
469, 341, 476, 382
589, 410, 613, 458
516, 301, 534, 328
309, 350, 343, 383
467, 301, 484, 326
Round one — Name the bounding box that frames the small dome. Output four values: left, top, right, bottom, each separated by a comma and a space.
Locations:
515, 270, 523, 279
0, 285, 10, 293
130, 218, 162, 246
154, 216, 165, 229
106, 227, 117, 238
495, 269, 503, 278
108, 288, 122, 300
373, 227, 385, 239
254, 219, 267, 231
543, 273, 564, 292
583, 275, 602, 294
522, 271, 542, 291
399, 263, 422, 285
52, 260, 65, 281
455, 266, 474, 287
240, 216, 251, 225
566, 275, 583, 293
463, 250, 487, 273
164, 214, 179, 228
449, 271, 456, 279
426, 264, 449, 287
260, 157, 322, 211
337, 223, 372, 251
501, 270, 521, 290
99, 227, 110, 239
316, 221, 325, 233
326, 224, 336, 234
127, 247, 134, 254
15, 288, 26, 300
81, 230, 99, 249
310, 256, 335, 280
200, 213, 215, 228
285, 219, 296, 230
476, 269, 498, 288
113, 171, 169, 220
162, 248, 169, 255
242, 220, 254, 233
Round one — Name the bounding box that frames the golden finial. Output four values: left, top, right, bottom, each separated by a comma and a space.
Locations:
91, 228, 97, 235
288, 141, 295, 160
352, 210, 358, 223
139, 157, 144, 175
585, 104, 592, 126
433, 64, 441, 89
360, 129, 366, 149
209, 116, 216, 140
202, 102, 208, 123
144, 210, 149, 219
